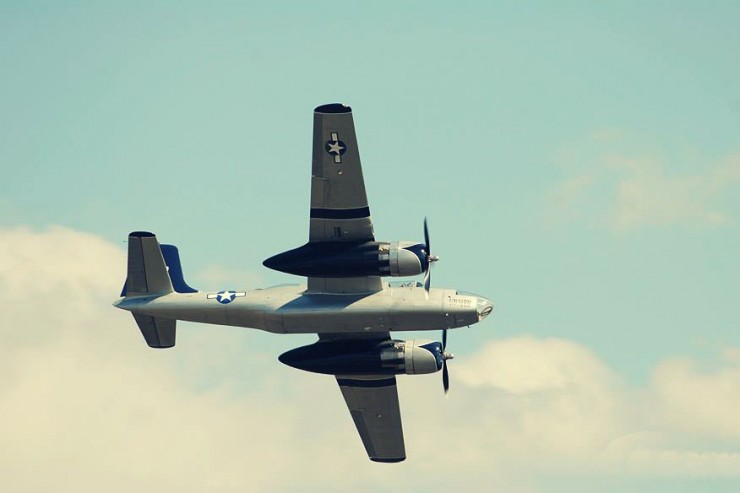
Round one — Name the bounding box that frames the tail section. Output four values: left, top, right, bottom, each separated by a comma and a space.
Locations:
160, 244, 197, 293
133, 313, 176, 348
122, 232, 174, 297
119, 232, 198, 349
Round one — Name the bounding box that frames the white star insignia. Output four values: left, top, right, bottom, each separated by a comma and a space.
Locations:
327, 141, 344, 155
217, 291, 234, 302
207, 290, 245, 303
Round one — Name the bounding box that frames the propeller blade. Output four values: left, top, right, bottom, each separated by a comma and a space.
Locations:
423, 217, 431, 255
422, 217, 436, 295
442, 362, 450, 395
441, 329, 451, 395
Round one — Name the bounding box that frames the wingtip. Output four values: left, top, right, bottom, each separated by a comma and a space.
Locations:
314, 103, 352, 114
370, 456, 406, 463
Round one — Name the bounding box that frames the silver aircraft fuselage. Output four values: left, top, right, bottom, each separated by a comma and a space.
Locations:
114, 284, 492, 335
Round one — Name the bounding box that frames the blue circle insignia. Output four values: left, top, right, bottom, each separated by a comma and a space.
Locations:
216, 290, 236, 304
325, 139, 347, 156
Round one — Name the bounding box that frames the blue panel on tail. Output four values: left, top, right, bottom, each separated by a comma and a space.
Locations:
160, 244, 198, 293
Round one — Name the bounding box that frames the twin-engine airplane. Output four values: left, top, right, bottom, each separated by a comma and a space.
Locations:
113, 103, 493, 463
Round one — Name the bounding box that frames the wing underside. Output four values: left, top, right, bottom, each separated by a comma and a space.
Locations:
305, 106, 403, 458
323, 331, 405, 462
336, 375, 406, 462
309, 103, 374, 244
307, 103, 382, 295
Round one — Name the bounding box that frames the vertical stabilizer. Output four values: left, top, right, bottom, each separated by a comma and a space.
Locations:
160, 244, 197, 293
123, 232, 174, 297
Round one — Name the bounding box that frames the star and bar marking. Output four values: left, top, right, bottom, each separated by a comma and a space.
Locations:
206, 290, 246, 304
325, 132, 346, 163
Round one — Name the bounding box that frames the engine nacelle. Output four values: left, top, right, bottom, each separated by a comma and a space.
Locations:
278, 338, 444, 376
263, 240, 428, 278
401, 339, 444, 374
386, 241, 425, 277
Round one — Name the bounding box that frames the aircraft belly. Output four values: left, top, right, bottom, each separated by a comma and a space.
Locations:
210, 302, 288, 333
121, 294, 286, 333
276, 289, 452, 334
281, 309, 390, 334
122, 287, 469, 334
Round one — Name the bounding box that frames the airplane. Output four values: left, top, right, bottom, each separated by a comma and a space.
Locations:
113, 103, 494, 463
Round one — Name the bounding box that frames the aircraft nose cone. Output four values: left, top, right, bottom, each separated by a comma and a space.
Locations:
477, 297, 494, 320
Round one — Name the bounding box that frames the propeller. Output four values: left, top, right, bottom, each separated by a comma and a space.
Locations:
420, 218, 450, 393
422, 218, 439, 295
441, 328, 454, 395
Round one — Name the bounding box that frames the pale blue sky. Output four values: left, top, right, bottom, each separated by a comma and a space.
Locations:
1, 2, 739, 491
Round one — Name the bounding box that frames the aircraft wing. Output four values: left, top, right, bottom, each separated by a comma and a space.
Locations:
309, 103, 374, 243
318, 332, 406, 462
336, 375, 406, 462
307, 103, 382, 294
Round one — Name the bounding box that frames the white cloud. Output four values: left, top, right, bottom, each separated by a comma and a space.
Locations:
450, 337, 740, 478
545, 136, 740, 231
1, 226, 738, 492
453, 337, 626, 463
649, 356, 740, 439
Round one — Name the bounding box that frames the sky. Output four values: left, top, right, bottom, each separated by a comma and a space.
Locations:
1, 1, 739, 491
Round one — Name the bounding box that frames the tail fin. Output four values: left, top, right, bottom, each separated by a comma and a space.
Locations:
160, 244, 197, 293
120, 240, 198, 296
122, 232, 174, 297
120, 232, 178, 349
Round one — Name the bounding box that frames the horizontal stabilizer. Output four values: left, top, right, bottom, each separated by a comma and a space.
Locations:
133, 313, 176, 348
